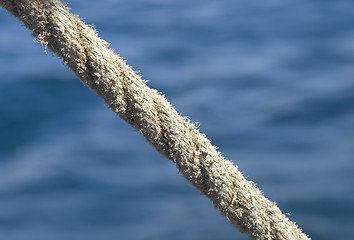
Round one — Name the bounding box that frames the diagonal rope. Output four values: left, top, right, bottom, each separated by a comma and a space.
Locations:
0, 0, 310, 239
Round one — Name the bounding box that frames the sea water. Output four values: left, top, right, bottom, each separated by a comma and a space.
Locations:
0, 1, 354, 239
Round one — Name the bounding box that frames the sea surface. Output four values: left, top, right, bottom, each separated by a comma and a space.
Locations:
1, 1, 354, 239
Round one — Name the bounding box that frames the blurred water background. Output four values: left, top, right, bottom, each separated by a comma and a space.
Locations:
1, 0, 354, 239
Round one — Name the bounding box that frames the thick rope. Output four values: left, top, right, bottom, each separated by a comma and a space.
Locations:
0, 0, 310, 239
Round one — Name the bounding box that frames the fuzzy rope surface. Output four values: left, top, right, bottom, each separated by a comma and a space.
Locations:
0, 0, 310, 239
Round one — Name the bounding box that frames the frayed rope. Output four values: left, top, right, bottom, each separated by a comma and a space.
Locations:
0, 1, 310, 239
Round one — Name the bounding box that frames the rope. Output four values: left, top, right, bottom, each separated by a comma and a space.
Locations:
0, 1, 310, 239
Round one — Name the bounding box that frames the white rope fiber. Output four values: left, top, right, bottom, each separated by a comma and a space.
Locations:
0, 1, 310, 239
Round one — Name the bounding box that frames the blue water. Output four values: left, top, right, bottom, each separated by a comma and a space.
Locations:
1, 1, 354, 239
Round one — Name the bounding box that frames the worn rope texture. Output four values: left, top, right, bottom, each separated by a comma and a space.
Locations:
0, 0, 310, 239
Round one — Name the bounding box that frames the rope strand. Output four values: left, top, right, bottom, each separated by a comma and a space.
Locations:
0, 1, 310, 239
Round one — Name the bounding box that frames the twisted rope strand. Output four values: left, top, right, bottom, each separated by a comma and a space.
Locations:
0, 0, 310, 239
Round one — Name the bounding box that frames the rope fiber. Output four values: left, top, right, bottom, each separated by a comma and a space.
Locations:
0, 0, 310, 239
